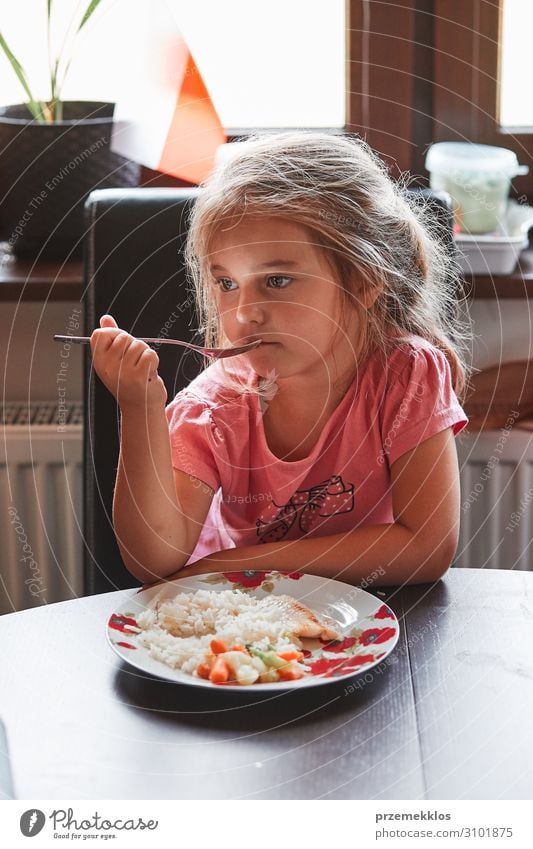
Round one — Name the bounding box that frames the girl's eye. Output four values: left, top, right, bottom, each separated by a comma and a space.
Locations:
214, 275, 292, 292
267, 275, 292, 289
216, 277, 238, 292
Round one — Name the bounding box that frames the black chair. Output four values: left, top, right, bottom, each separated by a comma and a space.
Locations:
82, 186, 456, 595
83, 188, 202, 594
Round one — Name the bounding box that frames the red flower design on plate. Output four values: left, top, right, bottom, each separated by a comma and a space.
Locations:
222, 569, 302, 588
338, 654, 379, 674
108, 614, 138, 634
319, 636, 357, 653
374, 604, 395, 620
308, 653, 376, 677
359, 627, 396, 646
222, 570, 268, 588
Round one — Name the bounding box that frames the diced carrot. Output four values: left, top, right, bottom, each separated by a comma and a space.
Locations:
229, 644, 249, 654
209, 657, 230, 684
210, 639, 229, 655
278, 665, 305, 681
196, 662, 211, 679
277, 650, 304, 661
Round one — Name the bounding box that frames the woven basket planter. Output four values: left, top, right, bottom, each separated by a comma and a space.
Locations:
0, 101, 140, 260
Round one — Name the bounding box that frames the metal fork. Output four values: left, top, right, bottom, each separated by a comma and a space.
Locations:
53, 335, 262, 359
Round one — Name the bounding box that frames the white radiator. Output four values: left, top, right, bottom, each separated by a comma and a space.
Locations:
456, 428, 533, 570
0, 402, 83, 615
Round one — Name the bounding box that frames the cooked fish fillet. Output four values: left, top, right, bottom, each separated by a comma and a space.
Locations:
260, 594, 341, 641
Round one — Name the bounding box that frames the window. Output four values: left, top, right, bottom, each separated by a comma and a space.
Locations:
4, 2, 523, 196
0, 0, 346, 130
499, 0, 533, 127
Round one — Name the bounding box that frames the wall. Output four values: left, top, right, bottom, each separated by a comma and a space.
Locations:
467, 299, 533, 371
1, 301, 84, 403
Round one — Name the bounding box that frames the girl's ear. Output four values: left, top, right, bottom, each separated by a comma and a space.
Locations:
346, 268, 382, 310
358, 281, 382, 309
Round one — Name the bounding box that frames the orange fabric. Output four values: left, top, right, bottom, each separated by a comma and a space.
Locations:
158, 47, 226, 184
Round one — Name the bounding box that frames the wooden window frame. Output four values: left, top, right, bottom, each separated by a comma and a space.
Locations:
347, 0, 433, 180
347, 0, 531, 198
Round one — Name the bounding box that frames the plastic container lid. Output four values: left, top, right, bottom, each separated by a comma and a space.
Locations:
425, 142, 529, 178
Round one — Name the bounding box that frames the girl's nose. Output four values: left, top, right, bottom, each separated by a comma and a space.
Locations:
235, 294, 265, 325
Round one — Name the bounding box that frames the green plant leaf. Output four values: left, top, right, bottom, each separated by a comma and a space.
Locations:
50, 57, 60, 101
47, 0, 52, 20
0, 32, 46, 122
78, 0, 103, 33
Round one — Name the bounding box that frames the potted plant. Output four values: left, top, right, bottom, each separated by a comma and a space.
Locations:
0, 1, 140, 260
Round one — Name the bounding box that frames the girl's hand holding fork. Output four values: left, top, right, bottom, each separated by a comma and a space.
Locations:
90, 314, 167, 411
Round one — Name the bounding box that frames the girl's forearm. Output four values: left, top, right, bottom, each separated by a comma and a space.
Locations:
113, 405, 190, 583
178, 522, 455, 586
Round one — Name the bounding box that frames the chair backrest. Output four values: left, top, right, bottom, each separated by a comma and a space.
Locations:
83, 188, 201, 594
83, 186, 456, 595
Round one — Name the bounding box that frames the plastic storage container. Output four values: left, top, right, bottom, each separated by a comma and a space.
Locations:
425, 142, 528, 234
454, 199, 533, 275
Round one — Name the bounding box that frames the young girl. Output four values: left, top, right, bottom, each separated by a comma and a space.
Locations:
90, 131, 469, 588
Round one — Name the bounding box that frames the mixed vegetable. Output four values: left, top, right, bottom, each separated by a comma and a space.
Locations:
195, 639, 308, 686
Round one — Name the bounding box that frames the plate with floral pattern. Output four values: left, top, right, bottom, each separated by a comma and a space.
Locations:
107, 570, 400, 691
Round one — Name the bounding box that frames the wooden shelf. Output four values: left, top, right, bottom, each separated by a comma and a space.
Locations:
2, 245, 533, 303
0, 251, 83, 301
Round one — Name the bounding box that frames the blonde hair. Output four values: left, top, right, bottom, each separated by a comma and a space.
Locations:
185, 131, 470, 401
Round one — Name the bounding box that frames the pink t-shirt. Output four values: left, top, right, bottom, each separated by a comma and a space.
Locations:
165, 334, 468, 565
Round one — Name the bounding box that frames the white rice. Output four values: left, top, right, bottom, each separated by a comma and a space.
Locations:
136, 588, 302, 674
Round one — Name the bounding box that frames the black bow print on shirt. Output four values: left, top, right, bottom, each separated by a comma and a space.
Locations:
256, 474, 355, 543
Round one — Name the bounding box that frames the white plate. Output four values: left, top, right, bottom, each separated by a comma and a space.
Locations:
107, 570, 400, 692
